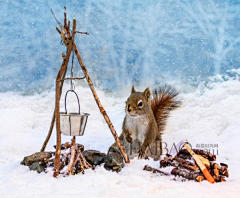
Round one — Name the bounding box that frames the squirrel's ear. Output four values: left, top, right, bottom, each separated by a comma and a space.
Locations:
143, 88, 151, 100
131, 86, 136, 94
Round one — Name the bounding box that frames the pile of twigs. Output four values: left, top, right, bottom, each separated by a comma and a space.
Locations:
144, 149, 229, 182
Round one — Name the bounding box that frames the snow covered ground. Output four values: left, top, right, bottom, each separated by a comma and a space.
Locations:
0, 74, 240, 198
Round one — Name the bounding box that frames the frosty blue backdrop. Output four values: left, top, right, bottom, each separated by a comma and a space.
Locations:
0, 0, 240, 93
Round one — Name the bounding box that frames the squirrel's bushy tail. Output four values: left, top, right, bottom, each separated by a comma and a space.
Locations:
151, 85, 181, 134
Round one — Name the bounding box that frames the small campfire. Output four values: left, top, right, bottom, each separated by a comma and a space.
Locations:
21, 140, 106, 175
52, 138, 93, 175
144, 147, 229, 183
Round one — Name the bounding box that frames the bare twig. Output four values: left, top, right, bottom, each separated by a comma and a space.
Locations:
68, 20, 70, 31
53, 41, 73, 177
75, 31, 89, 35
53, 24, 76, 178
143, 165, 169, 176
56, 27, 61, 35
64, 7, 67, 29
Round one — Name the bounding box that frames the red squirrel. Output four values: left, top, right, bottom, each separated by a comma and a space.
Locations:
105, 85, 181, 171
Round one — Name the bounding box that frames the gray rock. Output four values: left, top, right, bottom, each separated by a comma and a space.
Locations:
21, 152, 52, 166
82, 150, 106, 166
29, 162, 46, 173
104, 147, 124, 172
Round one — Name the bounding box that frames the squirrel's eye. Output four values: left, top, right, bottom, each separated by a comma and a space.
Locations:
137, 100, 143, 108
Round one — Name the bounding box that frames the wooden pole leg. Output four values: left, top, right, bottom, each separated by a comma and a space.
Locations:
73, 43, 130, 163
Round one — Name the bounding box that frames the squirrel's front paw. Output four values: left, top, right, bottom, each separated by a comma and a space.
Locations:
126, 134, 133, 144
138, 146, 146, 159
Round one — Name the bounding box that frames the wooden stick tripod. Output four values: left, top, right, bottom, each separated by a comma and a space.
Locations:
40, 8, 129, 177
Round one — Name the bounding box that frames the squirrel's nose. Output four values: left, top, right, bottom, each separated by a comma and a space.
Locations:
127, 105, 131, 112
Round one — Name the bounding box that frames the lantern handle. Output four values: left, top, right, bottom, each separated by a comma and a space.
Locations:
64, 90, 80, 114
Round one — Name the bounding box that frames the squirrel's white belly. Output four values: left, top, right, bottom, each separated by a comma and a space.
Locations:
125, 115, 148, 143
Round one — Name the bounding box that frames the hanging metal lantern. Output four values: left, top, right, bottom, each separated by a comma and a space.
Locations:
60, 90, 90, 136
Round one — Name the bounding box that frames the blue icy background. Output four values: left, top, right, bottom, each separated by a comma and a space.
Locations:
0, 0, 240, 94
